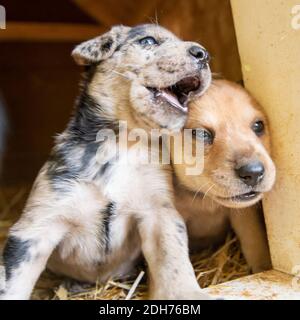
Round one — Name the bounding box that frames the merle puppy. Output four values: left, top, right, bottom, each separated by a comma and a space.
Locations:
0, 24, 211, 300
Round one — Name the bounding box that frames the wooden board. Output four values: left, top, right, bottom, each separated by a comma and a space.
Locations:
231, 0, 300, 275
204, 270, 300, 300
0, 22, 105, 42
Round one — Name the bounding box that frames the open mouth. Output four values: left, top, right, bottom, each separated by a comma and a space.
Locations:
147, 76, 201, 113
219, 191, 261, 202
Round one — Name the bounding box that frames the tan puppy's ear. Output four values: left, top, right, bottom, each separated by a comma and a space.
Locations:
72, 25, 131, 66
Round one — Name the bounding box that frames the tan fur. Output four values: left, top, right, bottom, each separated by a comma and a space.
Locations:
173, 80, 276, 273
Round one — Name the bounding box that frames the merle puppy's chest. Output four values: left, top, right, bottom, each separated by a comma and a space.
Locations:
44, 116, 171, 282
45, 147, 142, 282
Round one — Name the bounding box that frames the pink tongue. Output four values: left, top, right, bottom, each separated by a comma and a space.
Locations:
159, 89, 187, 113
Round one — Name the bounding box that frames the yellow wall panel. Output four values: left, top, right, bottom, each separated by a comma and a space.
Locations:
231, 0, 300, 274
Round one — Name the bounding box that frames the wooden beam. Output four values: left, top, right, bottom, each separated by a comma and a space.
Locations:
73, 0, 122, 25
0, 22, 106, 42
72, 0, 162, 26
204, 270, 300, 300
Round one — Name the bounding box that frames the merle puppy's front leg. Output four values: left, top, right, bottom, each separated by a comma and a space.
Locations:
138, 206, 211, 300
0, 214, 67, 300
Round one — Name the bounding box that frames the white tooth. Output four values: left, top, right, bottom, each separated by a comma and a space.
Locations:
161, 91, 179, 106
153, 88, 187, 113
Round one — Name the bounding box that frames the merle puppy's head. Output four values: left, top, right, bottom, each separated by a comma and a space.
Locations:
72, 24, 211, 132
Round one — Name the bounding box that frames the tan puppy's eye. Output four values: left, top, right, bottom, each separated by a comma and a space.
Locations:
192, 128, 214, 145
252, 120, 265, 136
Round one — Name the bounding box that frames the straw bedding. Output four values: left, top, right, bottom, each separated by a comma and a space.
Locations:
0, 185, 249, 300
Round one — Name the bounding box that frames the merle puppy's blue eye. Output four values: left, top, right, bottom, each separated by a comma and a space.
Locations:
139, 36, 158, 46
192, 128, 214, 145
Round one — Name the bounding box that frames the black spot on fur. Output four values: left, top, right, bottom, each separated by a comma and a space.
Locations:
101, 202, 116, 253
91, 51, 99, 58
81, 141, 101, 171
101, 38, 113, 52
47, 149, 79, 192
174, 222, 187, 247
46, 89, 118, 191
157, 64, 176, 74
3, 236, 32, 281
127, 24, 148, 40
115, 43, 123, 52
99, 160, 112, 176
174, 234, 186, 247
176, 221, 187, 234
68, 92, 118, 145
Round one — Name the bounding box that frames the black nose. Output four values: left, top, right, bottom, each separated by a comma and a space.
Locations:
235, 161, 265, 187
189, 46, 210, 62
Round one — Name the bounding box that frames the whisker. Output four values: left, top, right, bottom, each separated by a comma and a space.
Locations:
202, 183, 216, 201
111, 70, 131, 80
191, 181, 211, 205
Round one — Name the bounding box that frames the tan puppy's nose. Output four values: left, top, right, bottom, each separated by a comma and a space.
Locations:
235, 161, 265, 187
188, 46, 210, 63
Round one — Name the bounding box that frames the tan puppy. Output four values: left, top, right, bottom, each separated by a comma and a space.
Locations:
173, 79, 276, 273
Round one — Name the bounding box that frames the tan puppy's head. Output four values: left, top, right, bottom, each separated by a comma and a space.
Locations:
173, 79, 276, 208
72, 24, 211, 132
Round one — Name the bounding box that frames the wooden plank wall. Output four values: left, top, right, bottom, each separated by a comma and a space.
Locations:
231, 0, 300, 275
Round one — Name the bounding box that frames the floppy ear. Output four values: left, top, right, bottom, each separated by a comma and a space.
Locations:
72, 25, 131, 66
